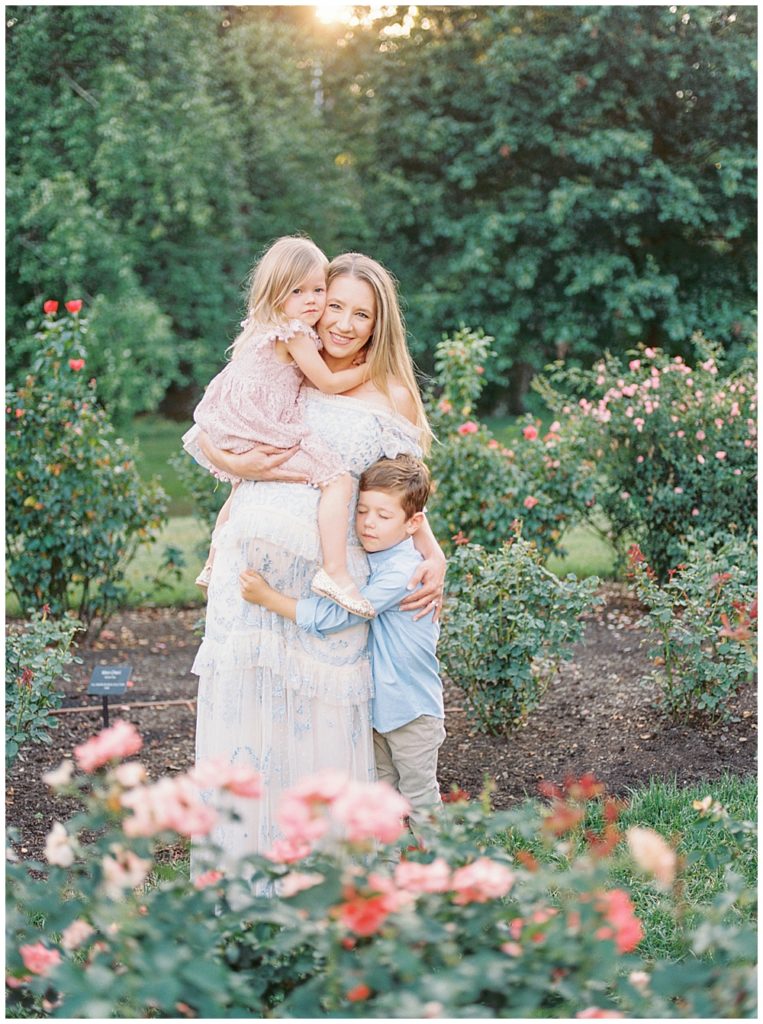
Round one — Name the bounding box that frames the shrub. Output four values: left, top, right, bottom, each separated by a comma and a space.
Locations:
440, 530, 601, 734
6, 728, 757, 1019
626, 535, 757, 720
535, 337, 757, 577
425, 327, 596, 558
5, 302, 168, 633
168, 449, 228, 533
5, 610, 82, 766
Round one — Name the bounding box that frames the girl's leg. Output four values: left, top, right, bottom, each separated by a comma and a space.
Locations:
313, 474, 375, 618
196, 486, 236, 591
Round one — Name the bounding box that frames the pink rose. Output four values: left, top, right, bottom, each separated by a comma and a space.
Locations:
68, 358, 85, 372
715, 450, 726, 460
122, 776, 217, 838
691, 508, 700, 516
629, 359, 641, 371
44, 822, 75, 867
437, 398, 453, 414
65, 299, 83, 314
338, 893, 393, 936
191, 759, 262, 798
19, 943, 62, 976
457, 420, 478, 436
265, 837, 313, 863
394, 857, 451, 893
332, 781, 410, 844
627, 827, 677, 889
522, 425, 538, 441
523, 495, 539, 510
594, 888, 643, 953
695, 430, 705, 440
277, 871, 324, 897
194, 870, 224, 890
487, 439, 500, 449
451, 857, 515, 904
73, 720, 142, 772
61, 919, 95, 951
696, 454, 705, 465
644, 347, 657, 358
43, 300, 59, 314
101, 846, 151, 899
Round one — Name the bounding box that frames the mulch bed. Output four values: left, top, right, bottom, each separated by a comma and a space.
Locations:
7, 587, 756, 861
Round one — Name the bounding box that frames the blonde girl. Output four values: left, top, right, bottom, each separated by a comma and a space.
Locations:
183, 236, 375, 618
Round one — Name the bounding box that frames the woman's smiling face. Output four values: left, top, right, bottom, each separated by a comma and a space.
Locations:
317, 275, 376, 368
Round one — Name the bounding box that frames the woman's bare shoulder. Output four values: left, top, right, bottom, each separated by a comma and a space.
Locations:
344, 378, 418, 424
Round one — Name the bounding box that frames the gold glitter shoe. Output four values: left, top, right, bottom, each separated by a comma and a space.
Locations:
195, 563, 213, 593
311, 568, 376, 619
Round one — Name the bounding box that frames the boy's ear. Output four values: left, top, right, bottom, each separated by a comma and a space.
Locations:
405, 511, 425, 535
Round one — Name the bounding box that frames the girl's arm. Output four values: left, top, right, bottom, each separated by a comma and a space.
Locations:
287, 333, 370, 395
197, 431, 309, 483
402, 516, 447, 622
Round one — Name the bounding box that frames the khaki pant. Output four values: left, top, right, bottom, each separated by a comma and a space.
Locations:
373, 715, 446, 830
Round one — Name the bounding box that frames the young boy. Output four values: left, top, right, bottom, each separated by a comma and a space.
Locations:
239, 454, 445, 831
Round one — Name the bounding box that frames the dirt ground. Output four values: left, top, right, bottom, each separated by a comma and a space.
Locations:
7, 586, 756, 861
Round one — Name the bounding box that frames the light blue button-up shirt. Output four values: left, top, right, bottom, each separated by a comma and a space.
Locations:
296, 537, 443, 734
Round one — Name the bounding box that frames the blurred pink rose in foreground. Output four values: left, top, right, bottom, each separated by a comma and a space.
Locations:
451, 857, 515, 905
19, 942, 62, 976
73, 720, 142, 772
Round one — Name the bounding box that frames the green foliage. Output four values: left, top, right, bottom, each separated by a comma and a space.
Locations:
6, 745, 757, 1018
440, 533, 601, 734
5, 306, 168, 633
168, 451, 228, 533
339, 6, 756, 408
536, 337, 757, 577
6, 6, 368, 413
425, 327, 597, 557
5, 612, 82, 766
626, 535, 757, 720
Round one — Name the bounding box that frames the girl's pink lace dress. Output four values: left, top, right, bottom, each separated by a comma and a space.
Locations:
182, 318, 345, 485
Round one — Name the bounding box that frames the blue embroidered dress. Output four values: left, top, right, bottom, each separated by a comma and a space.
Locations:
191, 390, 421, 878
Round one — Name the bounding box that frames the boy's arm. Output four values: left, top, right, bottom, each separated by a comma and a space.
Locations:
240, 565, 410, 638
239, 571, 298, 621
286, 333, 370, 394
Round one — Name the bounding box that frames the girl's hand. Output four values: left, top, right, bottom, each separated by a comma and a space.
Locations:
400, 555, 447, 623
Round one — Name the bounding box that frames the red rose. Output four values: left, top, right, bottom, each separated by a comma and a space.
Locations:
43, 300, 59, 314
65, 299, 83, 314
68, 359, 85, 372
346, 983, 371, 1003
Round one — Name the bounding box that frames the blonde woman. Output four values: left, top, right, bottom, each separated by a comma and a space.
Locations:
190, 252, 445, 885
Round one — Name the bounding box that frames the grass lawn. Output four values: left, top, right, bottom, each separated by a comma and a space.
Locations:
497, 773, 757, 963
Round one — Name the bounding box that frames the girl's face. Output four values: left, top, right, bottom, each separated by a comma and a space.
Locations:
317, 275, 376, 367
281, 268, 327, 327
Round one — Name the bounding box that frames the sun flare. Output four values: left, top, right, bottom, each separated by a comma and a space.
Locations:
314, 2, 355, 25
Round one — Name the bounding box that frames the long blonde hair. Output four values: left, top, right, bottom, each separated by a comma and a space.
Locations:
327, 253, 433, 453
230, 236, 328, 359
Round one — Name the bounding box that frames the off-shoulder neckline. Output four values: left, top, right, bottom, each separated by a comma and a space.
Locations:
306, 390, 421, 436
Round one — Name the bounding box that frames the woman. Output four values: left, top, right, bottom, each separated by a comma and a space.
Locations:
191, 253, 446, 881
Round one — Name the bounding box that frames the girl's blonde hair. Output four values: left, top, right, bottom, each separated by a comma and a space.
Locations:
328, 253, 432, 453
230, 236, 328, 358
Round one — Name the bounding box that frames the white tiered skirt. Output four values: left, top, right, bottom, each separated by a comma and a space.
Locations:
190, 480, 375, 880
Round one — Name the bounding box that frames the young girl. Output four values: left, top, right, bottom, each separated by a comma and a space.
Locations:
182, 236, 375, 619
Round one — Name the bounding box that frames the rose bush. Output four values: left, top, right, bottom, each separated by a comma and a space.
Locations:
425, 327, 596, 558
439, 528, 601, 733
6, 726, 756, 1018
5, 302, 168, 632
626, 534, 757, 719
5, 609, 82, 766
535, 337, 757, 577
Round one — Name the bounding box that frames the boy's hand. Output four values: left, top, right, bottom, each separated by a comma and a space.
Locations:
240, 569, 272, 605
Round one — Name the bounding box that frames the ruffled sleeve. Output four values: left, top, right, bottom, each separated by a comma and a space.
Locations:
271, 319, 322, 350
378, 414, 423, 460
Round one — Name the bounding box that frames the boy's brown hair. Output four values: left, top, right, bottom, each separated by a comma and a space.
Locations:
358, 455, 431, 519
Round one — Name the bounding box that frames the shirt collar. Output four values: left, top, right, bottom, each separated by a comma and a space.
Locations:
367, 536, 416, 565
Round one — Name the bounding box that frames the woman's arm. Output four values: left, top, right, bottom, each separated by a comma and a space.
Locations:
287, 333, 370, 394
197, 431, 310, 483
402, 515, 447, 622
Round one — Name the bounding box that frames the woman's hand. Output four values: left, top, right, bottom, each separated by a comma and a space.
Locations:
400, 554, 447, 623
197, 431, 309, 483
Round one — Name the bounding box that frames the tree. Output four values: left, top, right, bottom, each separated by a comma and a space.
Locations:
331, 6, 756, 410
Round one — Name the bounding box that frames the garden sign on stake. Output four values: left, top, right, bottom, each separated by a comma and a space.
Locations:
86, 665, 131, 729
